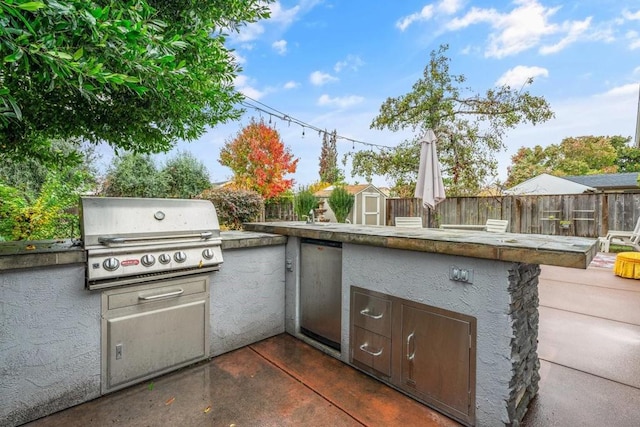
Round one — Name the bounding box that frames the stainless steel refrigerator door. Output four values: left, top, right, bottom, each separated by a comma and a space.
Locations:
300, 239, 342, 349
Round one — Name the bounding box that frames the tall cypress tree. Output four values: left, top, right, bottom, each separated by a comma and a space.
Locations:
319, 130, 342, 183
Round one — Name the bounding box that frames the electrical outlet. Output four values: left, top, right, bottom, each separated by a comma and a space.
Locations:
450, 266, 473, 284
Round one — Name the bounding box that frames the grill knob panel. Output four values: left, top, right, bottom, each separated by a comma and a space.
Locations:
174, 251, 187, 263
159, 253, 171, 264
202, 248, 214, 260
103, 257, 120, 271
141, 254, 156, 267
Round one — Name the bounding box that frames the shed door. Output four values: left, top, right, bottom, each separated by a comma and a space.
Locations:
362, 193, 381, 225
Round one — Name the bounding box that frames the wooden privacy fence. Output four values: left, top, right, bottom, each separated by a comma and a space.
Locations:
386, 192, 640, 238
264, 200, 297, 221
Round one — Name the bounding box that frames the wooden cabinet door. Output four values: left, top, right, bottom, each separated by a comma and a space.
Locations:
398, 302, 475, 424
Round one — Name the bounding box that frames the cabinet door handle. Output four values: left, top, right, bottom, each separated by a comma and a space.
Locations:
360, 308, 383, 319
406, 332, 415, 361
138, 288, 184, 301
359, 344, 383, 356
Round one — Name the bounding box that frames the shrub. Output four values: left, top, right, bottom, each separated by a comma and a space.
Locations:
0, 168, 89, 240
328, 186, 354, 223
294, 187, 318, 220
199, 187, 263, 230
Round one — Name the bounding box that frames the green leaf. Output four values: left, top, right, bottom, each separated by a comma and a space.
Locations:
73, 48, 83, 60
16, 2, 45, 11
7, 96, 22, 120
4, 49, 23, 62
48, 51, 73, 60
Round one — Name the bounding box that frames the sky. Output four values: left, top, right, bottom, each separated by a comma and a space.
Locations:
98, 0, 640, 189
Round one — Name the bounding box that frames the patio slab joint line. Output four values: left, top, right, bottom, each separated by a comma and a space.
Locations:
248, 345, 367, 427
538, 359, 640, 391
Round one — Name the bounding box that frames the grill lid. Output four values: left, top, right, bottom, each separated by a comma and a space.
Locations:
80, 197, 220, 247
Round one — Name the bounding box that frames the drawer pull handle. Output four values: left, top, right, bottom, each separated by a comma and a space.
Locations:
359, 344, 383, 357
360, 309, 383, 319
139, 288, 184, 301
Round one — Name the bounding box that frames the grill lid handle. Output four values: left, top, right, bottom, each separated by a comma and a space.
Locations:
98, 231, 216, 246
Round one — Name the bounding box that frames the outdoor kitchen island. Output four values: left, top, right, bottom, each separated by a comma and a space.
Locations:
243, 221, 598, 427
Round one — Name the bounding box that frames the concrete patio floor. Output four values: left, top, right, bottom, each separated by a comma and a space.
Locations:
24, 254, 640, 427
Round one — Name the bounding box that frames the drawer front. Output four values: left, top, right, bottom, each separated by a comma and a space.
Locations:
352, 290, 392, 337
107, 275, 208, 310
352, 326, 391, 377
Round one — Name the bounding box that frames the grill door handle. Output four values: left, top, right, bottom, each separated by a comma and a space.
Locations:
138, 288, 184, 301
98, 232, 216, 245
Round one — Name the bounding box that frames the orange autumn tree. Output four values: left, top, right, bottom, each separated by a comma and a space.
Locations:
219, 118, 299, 200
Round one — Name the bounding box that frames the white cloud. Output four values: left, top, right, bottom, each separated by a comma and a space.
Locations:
334, 55, 365, 73
485, 2, 560, 58
627, 30, 640, 49
309, 71, 338, 86
272, 39, 287, 55
283, 81, 299, 90
396, 5, 434, 31
496, 65, 548, 87
233, 22, 265, 43
396, 0, 464, 31
634, 66, 640, 76
599, 83, 639, 97
317, 94, 364, 109
268, 1, 302, 26
539, 17, 591, 54
446, 6, 495, 30
437, 0, 464, 15
623, 9, 640, 21
234, 75, 264, 100
445, 0, 594, 58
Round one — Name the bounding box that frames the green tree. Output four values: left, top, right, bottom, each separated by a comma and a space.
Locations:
505, 135, 637, 187
0, 139, 98, 197
162, 151, 211, 199
350, 44, 553, 196
610, 136, 640, 173
319, 130, 343, 183
328, 186, 354, 223
0, 0, 272, 165
102, 153, 168, 198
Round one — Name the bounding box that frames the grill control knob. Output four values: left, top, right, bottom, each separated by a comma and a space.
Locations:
103, 257, 120, 271
159, 253, 171, 264
202, 248, 215, 260
141, 254, 156, 267
174, 251, 187, 263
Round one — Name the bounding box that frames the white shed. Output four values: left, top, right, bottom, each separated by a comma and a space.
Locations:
314, 184, 387, 225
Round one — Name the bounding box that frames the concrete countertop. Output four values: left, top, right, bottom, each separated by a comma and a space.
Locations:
0, 239, 85, 270
0, 232, 287, 271
221, 230, 287, 249
243, 222, 598, 269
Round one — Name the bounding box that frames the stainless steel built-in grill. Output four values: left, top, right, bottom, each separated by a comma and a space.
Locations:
80, 196, 223, 393
81, 196, 223, 290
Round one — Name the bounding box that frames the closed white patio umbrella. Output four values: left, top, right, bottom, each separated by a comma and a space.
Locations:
414, 129, 445, 209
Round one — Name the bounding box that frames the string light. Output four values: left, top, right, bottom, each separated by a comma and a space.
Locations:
240, 95, 394, 150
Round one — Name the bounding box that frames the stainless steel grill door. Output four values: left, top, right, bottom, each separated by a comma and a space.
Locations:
101, 275, 210, 393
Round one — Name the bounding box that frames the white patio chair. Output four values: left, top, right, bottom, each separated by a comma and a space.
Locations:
395, 217, 423, 228
598, 217, 640, 252
485, 219, 509, 233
